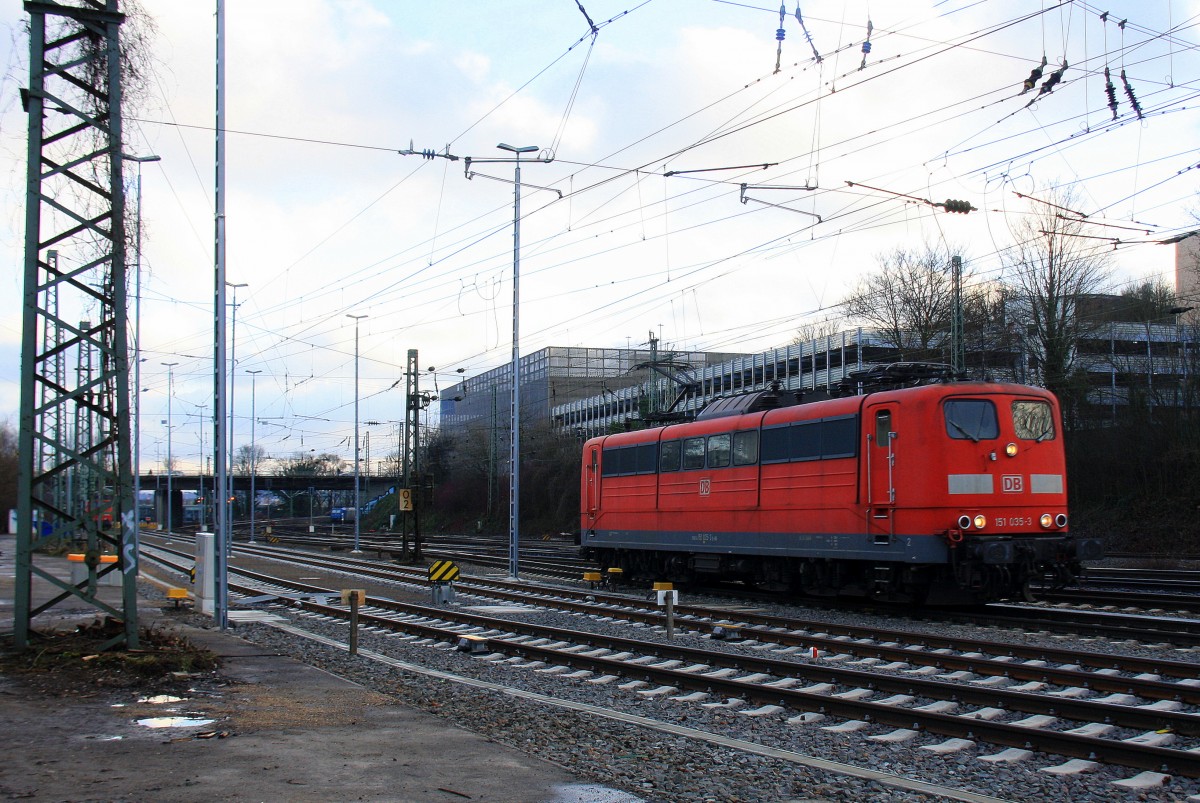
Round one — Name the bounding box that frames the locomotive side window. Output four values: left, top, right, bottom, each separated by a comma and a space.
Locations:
600, 446, 621, 476
791, 421, 821, 461
707, 434, 731, 468
944, 399, 998, 441
732, 430, 758, 465
682, 437, 706, 470
660, 440, 681, 472
601, 444, 658, 476
760, 425, 789, 463
1012, 400, 1055, 441
761, 416, 860, 464
637, 443, 659, 472
822, 415, 858, 458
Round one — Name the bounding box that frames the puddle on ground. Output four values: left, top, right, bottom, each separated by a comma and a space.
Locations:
138, 694, 184, 704
548, 785, 645, 803
135, 716, 215, 729
83, 734, 124, 741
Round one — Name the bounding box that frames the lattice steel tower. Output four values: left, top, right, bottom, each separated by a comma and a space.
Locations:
15, 0, 139, 649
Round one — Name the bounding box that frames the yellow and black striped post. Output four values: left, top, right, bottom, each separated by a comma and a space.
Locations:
429, 561, 459, 604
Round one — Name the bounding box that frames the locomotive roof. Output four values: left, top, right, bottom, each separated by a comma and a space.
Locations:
696, 387, 807, 420
584, 376, 1055, 448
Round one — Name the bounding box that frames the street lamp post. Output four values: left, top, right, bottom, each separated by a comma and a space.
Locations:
247, 369, 261, 543
196, 402, 207, 530
347, 313, 367, 553
497, 142, 538, 580
1170, 306, 1195, 404
225, 281, 247, 544
162, 362, 178, 533
460, 142, 551, 578
125, 153, 160, 541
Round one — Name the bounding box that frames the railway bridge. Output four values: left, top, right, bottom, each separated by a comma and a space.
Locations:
138, 474, 398, 527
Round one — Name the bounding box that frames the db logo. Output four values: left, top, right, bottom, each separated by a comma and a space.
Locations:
1002, 475, 1024, 493
699, 478, 711, 496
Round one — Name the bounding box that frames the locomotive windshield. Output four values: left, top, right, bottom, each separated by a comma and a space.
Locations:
944, 399, 999, 441
1012, 400, 1055, 441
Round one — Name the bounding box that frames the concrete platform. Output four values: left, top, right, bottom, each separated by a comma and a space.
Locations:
0, 534, 641, 802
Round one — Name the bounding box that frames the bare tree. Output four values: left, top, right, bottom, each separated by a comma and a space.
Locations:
276, 451, 346, 476
1003, 187, 1116, 408
232, 444, 269, 475
961, 280, 1022, 377
0, 420, 17, 518
791, 317, 843, 345
842, 241, 970, 359
1117, 279, 1180, 323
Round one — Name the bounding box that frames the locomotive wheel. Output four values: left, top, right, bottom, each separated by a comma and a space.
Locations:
1021, 579, 1037, 603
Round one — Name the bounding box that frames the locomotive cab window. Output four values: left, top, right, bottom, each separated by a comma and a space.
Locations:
944, 399, 999, 441
1012, 400, 1055, 441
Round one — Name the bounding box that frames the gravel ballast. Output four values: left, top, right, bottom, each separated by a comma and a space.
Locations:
189, 580, 1200, 803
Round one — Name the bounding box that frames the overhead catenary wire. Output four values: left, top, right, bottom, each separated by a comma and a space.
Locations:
122, 1, 1200, 462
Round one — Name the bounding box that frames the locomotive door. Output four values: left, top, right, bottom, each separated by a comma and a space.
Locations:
585, 445, 600, 520
865, 404, 898, 542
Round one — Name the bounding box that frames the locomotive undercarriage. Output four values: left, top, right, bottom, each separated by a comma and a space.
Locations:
589, 533, 1090, 605
590, 547, 939, 603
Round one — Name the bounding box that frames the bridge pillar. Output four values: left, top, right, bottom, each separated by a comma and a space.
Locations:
153, 487, 184, 529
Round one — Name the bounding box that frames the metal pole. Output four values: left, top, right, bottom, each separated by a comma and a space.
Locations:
196, 403, 207, 530
497, 143, 537, 579
1146, 320, 1153, 396
162, 363, 178, 533
950, 255, 964, 375
247, 369, 260, 542
214, 0, 229, 630
348, 314, 367, 553
226, 281, 246, 545
127, 154, 159, 545
1111, 322, 1116, 423
510, 154, 521, 579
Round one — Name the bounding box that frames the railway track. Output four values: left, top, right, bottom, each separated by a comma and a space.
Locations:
139, 535, 1200, 795
144, 532, 1200, 648
208, 524, 1200, 606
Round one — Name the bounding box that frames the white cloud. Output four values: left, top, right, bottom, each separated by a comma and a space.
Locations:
1, 0, 1195, 465
454, 51, 491, 84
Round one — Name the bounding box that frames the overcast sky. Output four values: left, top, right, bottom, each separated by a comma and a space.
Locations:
2, 0, 1198, 473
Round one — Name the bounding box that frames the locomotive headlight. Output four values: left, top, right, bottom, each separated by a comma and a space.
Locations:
972, 514, 986, 529
1055, 513, 1068, 528
1005, 442, 1018, 457
1040, 513, 1053, 528
958, 514, 972, 529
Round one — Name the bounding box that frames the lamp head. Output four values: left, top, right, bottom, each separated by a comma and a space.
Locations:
497, 143, 538, 154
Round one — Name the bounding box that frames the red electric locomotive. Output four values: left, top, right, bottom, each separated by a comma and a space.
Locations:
579, 367, 1102, 604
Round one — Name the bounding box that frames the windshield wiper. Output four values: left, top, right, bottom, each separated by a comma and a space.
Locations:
948, 419, 979, 443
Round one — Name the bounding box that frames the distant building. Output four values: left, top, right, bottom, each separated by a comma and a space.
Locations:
441, 281, 1198, 443
439, 343, 748, 433
551, 329, 921, 438
1176, 236, 1200, 326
